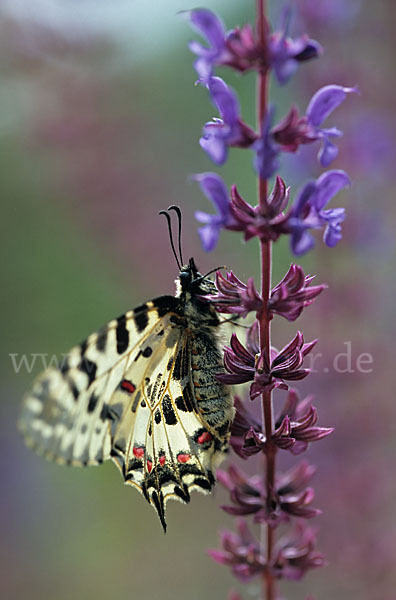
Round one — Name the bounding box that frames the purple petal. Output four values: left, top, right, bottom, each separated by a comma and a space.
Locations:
317, 128, 343, 166
192, 56, 213, 82
318, 137, 339, 166
254, 110, 280, 179
186, 9, 226, 53
323, 221, 343, 247
280, 4, 292, 37
207, 77, 240, 124
306, 85, 358, 127
188, 40, 212, 57
273, 58, 299, 86
321, 207, 346, 221
292, 180, 316, 216
194, 210, 216, 224
217, 372, 253, 385
315, 170, 350, 210
320, 126, 343, 137
200, 130, 228, 164
221, 505, 258, 516
193, 172, 230, 217
269, 7, 322, 86
291, 230, 315, 256
198, 224, 220, 252
294, 38, 322, 62
291, 441, 308, 455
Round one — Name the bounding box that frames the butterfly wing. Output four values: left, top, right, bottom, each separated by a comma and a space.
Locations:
108, 330, 228, 530
19, 297, 178, 466
19, 295, 232, 530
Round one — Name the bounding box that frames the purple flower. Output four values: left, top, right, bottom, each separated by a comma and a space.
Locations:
269, 85, 357, 166
218, 461, 320, 526
185, 9, 267, 80
185, 7, 321, 86
272, 524, 326, 581
230, 390, 333, 458
217, 465, 264, 518
274, 389, 334, 454
204, 270, 262, 317
193, 172, 235, 251
200, 77, 257, 165
264, 461, 321, 524
271, 105, 318, 152
229, 395, 263, 458
288, 169, 351, 255
185, 9, 228, 81
218, 333, 257, 386
225, 24, 266, 72
250, 332, 317, 399
228, 176, 290, 242
269, 264, 326, 321
306, 84, 359, 166
208, 518, 265, 582
269, 7, 322, 85
217, 329, 316, 398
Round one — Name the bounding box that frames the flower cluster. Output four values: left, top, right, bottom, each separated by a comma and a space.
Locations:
197, 73, 356, 176
185, 7, 321, 84
218, 460, 322, 523
218, 328, 317, 398
187, 8, 356, 254
230, 391, 333, 459
209, 518, 326, 583
205, 263, 325, 322
194, 168, 350, 254
185, 4, 353, 599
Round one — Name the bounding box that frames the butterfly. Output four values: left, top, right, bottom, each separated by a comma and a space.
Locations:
19, 206, 234, 532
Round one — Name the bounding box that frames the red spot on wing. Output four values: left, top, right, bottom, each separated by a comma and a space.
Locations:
121, 380, 136, 394
147, 459, 153, 472
133, 446, 144, 458
177, 453, 191, 463
159, 455, 166, 466
197, 431, 212, 444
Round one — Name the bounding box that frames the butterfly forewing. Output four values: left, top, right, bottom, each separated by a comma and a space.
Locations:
19, 298, 176, 466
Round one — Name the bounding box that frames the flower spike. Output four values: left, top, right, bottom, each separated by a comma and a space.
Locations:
187, 3, 352, 597
269, 264, 326, 321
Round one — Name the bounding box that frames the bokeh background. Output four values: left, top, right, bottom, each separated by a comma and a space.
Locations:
1, 1, 395, 599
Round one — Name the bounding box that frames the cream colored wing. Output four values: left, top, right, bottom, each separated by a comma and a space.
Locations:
19, 295, 232, 531
18, 297, 178, 466
108, 331, 228, 530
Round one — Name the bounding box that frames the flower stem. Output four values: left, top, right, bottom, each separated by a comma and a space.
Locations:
256, 1, 276, 599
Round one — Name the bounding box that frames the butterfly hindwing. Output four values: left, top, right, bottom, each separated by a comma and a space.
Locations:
106, 328, 229, 529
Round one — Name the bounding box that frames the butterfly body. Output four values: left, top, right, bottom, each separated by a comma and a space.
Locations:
19, 257, 234, 531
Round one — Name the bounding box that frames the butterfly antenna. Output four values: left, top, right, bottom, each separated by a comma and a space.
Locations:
167, 205, 184, 267
204, 265, 226, 278
195, 265, 226, 284
159, 209, 181, 269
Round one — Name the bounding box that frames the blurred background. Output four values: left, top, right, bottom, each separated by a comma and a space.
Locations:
1, 0, 395, 599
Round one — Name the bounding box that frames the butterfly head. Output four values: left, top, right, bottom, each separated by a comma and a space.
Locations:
179, 257, 217, 297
